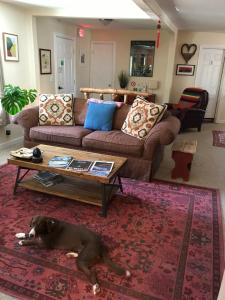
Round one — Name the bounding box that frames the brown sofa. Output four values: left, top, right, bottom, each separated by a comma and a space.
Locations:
14, 98, 180, 181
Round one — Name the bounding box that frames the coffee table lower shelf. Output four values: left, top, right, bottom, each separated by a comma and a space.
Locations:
16, 175, 120, 216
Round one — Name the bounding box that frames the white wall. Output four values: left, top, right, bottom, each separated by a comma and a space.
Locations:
170, 31, 225, 122
0, 2, 37, 89
36, 17, 76, 93
91, 28, 174, 103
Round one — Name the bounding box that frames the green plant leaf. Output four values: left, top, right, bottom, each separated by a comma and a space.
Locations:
1, 84, 37, 115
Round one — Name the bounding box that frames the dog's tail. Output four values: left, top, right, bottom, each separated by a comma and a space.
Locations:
102, 247, 131, 278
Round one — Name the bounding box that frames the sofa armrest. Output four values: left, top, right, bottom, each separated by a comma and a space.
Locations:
13, 106, 39, 128
143, 115, 180, 160
13, 106, 39, 141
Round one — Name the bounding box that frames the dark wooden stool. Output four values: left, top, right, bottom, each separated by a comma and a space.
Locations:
171, 140, 197, 181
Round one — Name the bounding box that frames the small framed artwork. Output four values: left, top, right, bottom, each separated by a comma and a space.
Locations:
2, 32, 19, 61
176, 64, 195, 76
39, 48, 52, 74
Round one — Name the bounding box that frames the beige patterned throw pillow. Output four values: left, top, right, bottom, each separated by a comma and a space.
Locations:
39, 94, 73, 125
121, 96, 167, 139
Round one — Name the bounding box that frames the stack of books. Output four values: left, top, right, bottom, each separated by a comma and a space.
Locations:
48, 156, 73, 168
33, 171, 63, 187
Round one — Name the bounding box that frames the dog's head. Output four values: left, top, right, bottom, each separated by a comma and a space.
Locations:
29, 216, 58, 237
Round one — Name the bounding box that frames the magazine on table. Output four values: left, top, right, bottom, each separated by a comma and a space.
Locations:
48, 156, 73, 168
67, 159, 94, 172
89, 161, 114, 177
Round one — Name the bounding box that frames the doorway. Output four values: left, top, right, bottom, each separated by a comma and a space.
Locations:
195, 47, 225, 119
90, 41, 115, 99
54, 33, 76, 94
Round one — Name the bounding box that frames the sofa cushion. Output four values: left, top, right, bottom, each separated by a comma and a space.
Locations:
82, 130, 143, 157
121, 96, 167, 139
84, 102, 116, 131
39, 94, 74, 125
112, 104, 130, 130
30, 126, 92, 147
74, 98, 88, 125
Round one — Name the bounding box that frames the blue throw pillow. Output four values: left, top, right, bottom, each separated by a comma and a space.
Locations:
84, 102, 116, 131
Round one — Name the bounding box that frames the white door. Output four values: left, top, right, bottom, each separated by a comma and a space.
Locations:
90, 42, 115, 98
54, 34, 75, 94
195, 48, 225, 118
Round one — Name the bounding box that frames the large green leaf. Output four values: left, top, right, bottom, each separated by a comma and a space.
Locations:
0, 84, 37, 115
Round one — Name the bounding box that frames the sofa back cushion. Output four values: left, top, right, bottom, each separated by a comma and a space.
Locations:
73, 98, 87, 125
74, 98, 130, 129
112, 104, 130, 130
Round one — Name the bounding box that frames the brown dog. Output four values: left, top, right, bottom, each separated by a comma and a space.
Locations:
16, 216, 131, 295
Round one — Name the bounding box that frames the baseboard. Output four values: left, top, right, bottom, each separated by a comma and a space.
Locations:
0, 137, 23, 151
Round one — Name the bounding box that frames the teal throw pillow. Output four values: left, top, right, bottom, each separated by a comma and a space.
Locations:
84, 102, 116, 131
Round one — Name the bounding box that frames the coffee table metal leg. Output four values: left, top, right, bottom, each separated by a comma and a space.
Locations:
14, 167, 21, 194
14, 167, 30, 194
117, 175, 123, 193
99, 184, 107, 217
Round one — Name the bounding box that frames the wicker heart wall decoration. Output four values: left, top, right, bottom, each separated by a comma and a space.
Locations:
181, 43, 197, 64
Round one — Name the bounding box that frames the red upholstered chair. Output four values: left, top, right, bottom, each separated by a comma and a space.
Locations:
167, 87, 209, 132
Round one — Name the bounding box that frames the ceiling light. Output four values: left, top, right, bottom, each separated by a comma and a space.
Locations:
99, 19, 113, 26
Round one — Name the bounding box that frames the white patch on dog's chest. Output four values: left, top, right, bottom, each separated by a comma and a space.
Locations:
15, 233, 26, 239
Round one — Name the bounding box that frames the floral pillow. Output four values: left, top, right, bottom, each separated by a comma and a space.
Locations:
39, 94, 73, 125
121, 96, 167, 139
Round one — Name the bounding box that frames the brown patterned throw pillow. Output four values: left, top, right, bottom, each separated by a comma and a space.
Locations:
121, 96, 167, 139
39, 94, 73, 125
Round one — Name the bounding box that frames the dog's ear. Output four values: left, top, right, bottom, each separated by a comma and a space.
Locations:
46, 219, 56, 233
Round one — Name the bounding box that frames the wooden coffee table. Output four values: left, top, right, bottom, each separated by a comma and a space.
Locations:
8, 144, 127, 217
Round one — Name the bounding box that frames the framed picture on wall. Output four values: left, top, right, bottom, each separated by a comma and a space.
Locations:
176, 64, 195, 76
2, 32, 19, 61
39, 48, 52, 74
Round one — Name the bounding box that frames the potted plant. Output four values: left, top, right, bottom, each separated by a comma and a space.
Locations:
1, 84, 37, 115
118, 70, 129, 89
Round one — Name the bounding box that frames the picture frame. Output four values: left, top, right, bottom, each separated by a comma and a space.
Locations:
176, 64, 195, 76
2, 32, 19, 61
39, 48, 52, 74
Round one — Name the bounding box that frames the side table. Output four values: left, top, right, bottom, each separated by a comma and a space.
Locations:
171, 140, 197, 181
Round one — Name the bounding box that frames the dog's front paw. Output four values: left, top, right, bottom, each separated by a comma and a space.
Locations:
93, 283, 101, 295
18, 240, 25, 246
66, 252, 78, 258
15, 233, 26, 239
126, 270, 131, 278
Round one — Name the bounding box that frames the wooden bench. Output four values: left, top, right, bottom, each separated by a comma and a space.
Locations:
171, 140, 197, 181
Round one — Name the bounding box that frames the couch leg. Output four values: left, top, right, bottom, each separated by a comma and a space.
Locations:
198, 126, 201, 132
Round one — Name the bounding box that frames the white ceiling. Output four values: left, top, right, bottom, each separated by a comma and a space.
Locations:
154, 0, 225, 31
4, 0, 159, 30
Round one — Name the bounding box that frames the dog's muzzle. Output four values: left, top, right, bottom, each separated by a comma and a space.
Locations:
29, 227, 35, 238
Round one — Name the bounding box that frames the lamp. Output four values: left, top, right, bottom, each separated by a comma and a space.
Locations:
99, 19, 113, 26
148, 80, 158, 92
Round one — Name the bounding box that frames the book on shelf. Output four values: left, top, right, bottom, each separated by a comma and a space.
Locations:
48, 156, 73, 168
67, 159, 93, 172
89, 161, 114, 177
33, 171, 63, 187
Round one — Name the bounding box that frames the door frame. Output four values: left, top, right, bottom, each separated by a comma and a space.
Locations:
195, 44, 225, 122
53, 32, 76, 95
90, 41, 116, 88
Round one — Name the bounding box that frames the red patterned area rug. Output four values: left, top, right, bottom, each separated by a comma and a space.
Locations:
212, 130, 225, 148
0, 164, 224, 300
